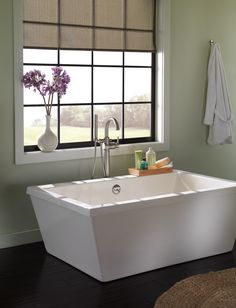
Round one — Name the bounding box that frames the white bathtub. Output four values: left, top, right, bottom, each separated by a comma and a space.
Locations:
27, 170, 236, 282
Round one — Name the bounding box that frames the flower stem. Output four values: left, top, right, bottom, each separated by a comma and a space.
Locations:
39, 90, 49, 115
49, 95, 54, 115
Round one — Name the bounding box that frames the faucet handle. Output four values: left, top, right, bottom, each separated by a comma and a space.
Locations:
112, 137, 119, 148
108, 137, 119, 149
97, 138, 104, 145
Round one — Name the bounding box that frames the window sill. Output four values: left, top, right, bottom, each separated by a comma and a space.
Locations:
15, 141, 169, 165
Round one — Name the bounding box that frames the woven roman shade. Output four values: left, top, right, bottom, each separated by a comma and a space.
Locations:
23, 0, 156, 51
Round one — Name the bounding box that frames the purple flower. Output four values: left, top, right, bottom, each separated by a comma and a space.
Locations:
22, 70, 47, 92
22, 67, 71, 115
51, 67, 71, 98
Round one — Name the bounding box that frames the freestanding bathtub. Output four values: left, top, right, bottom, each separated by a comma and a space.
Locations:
27, 170, 236, 282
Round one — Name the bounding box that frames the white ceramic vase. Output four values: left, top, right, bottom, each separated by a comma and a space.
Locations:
37, 115, 58, 152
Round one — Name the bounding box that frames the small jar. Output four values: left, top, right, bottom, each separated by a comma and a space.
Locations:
140, 158, 148, 170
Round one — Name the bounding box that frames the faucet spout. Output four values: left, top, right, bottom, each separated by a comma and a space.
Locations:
105, 117, 120, 138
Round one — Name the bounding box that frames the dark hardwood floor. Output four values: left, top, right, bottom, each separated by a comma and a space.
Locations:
0, 241, 235, 308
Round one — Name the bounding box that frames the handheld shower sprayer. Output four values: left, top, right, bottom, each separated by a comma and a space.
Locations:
94, 114, 98, 143
91, 114, 99, 179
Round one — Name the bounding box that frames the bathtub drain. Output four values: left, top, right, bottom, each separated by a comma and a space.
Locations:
112, 184, 121, 194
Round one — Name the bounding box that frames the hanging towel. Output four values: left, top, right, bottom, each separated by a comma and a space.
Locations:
203, 43, 233, 145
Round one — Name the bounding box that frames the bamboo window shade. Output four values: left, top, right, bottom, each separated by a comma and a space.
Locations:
23, 0, 156, 52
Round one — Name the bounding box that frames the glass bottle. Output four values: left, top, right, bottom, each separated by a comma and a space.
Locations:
145, 147, 156, 167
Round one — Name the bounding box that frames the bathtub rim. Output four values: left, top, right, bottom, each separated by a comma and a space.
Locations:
27, 170, 236, 217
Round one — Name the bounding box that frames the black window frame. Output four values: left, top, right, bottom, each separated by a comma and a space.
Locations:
23, 48, 156, 152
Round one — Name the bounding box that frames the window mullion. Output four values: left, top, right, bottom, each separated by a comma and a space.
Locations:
57, 49, 61, 145
91, 51, 94, 142
122, 52, 125, 140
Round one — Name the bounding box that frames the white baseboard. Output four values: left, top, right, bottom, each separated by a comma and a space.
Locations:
0, 228, 42, 249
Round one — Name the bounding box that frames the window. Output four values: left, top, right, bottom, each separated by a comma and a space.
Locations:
23, 49, 155, 151
23, 0, 156, 151
14, 0, 170, 164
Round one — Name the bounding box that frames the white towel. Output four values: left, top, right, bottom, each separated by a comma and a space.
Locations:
203, 43, 233, 145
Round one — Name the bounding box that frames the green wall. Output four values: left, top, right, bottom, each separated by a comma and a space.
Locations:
169, 0, 236, 179
1, 0, 236, 238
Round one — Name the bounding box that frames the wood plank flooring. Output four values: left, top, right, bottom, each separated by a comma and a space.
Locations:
0, 241, 235, 308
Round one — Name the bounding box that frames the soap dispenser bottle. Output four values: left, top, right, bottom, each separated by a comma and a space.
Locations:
145, 147, 156, 167
140, 158, 148, 170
